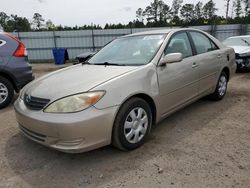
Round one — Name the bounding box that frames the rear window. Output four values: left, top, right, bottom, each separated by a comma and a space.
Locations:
190, 32, 218, 55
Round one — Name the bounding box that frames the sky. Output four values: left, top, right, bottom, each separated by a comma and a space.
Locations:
2, 0, 227, 27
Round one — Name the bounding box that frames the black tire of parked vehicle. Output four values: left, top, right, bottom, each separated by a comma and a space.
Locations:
112, 97, 152, 151
0, 76, 14, 109
208, 72, 228, 101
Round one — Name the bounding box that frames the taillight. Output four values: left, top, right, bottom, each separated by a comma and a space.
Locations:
4, 33, 27, 57
14, 42, 26, 57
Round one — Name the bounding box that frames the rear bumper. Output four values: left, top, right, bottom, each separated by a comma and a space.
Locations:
14, 98, 118, 153
3, 60, 34, 92
15, 74, 34, 91
14, 64, 34, 91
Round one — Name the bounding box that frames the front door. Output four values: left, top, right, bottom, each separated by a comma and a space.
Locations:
157, 32, 199, 116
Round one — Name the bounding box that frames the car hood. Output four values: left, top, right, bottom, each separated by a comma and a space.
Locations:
229, 45, 250, 54
25, 64, 138, 100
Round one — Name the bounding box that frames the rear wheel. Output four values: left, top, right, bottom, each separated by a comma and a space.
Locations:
0, 76, 14, 109
208, 72, 228, 101
112, 98, 152, 151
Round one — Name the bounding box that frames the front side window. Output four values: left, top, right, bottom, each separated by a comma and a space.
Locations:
164, 32, 193, 58
190, 32, 218, 55
89, 35, 165, 66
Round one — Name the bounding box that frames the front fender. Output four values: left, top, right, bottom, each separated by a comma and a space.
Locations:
92, 63, 159, 110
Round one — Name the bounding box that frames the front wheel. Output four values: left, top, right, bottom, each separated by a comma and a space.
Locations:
112, 98, 152, 151
208, 72, 228, 101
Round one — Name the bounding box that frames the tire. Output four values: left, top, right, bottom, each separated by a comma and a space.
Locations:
208, 72, 228, 101
0, 76, 14, 109
112, 97, 152, 151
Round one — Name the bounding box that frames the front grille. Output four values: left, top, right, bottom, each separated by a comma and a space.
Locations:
235, 53, 240, 59
19, 125, 46, 142
24, 94, 50, 110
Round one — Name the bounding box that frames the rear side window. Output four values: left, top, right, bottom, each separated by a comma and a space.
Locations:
165, 32, 193, 58
189, 32, 218, 55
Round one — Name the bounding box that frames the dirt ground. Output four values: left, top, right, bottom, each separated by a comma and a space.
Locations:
0, 66, 249, 188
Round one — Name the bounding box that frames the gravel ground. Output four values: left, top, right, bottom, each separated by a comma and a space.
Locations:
0, 67, 249, 188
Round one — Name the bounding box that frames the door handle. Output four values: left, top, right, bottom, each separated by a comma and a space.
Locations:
192, 62, 199, 68
217, 54, 222, 58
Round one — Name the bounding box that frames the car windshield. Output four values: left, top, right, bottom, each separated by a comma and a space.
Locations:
223, 37, 250, 47
88, 35, 165, 66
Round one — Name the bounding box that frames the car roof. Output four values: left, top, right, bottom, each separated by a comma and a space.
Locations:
124, 28, 205, 37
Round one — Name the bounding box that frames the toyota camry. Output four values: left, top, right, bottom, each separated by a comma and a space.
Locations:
14, 29, 236, 153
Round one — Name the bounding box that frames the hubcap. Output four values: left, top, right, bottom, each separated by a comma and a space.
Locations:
0, 82, 8, 104
218, 75, 227, 96
124, 107, 148, 144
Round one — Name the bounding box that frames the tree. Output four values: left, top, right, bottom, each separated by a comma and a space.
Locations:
234, 0, 243, 18
180, 4, 195, 23
5, 14, 31, 32
132, 20, 145, 28
242, 0, 250, 16
194, 1, 203, 20
136, 8, 144, 22
45, 19, 55, 30
170, 0, 183, 24
143, 0, 170, 23
0, 12, 9, 30
225, 0, 232, 20
144, 0, 160, 22
33, 13, 45, 29
171, 0, 183, 20
159, 3, 171, 22
203, 0, 218, 20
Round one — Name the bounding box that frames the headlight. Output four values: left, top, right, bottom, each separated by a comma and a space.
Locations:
19, 88, 26, 100
44, 91, 105, 113
19, 89, 24, 100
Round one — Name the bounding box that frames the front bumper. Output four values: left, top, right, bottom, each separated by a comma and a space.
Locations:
236, 57, 250, 70
14, 98, 118, 153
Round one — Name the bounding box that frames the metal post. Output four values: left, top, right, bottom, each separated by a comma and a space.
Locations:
91, 25, 95, 52
210, 23, 217, 37
240, 24, 247, 35
53, 30, 57, 48
17, 31, 20, 40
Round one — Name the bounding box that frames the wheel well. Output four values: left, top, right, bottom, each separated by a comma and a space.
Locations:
0, 72, 17, 91
127, 94, 157, 125
222, 67, 230, 80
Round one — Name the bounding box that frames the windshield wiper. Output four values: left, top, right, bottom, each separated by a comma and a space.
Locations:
241, 39, 250, 46
81, 61, 91, 65
93, 62, 126, 66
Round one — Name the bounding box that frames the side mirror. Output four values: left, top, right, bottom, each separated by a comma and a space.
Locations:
159, 53, 183, 66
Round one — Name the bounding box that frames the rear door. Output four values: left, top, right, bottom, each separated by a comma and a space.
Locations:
157, 31, 199, 116
188, 31, 222, 95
